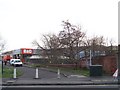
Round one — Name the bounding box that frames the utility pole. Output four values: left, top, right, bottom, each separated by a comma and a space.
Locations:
118, 2, 120, 84
118, 45, 120, 84
90, 50, 92, 66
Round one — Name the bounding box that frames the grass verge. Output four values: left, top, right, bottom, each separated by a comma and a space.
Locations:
48, 66, 89, 76
30, 64, 89, 76
1, 67, 23, 78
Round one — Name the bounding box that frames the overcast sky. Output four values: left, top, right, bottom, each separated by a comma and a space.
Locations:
0, 0, 119, 51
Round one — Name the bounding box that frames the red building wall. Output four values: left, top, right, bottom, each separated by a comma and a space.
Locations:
79, 55, 117, 75
102, 56, 117, 75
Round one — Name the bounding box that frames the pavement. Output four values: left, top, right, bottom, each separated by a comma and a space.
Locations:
2, 64, 119, 86
2, 76, 118, 86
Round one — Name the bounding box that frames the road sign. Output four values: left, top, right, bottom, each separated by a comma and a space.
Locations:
113, 69, 118, 78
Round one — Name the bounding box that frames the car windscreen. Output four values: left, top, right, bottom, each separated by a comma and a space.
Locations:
14, 60, 21, 62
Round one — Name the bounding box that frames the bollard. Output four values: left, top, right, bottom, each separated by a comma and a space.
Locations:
35, 68, 39, 79
57, 68, 60, 79
13, 68, 17, 79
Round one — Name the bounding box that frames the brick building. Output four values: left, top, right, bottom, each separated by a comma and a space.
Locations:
79, 55, 117, 75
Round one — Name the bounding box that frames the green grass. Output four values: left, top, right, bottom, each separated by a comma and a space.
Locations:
50, 66, 89, 76
32, 64, 47, 68
2, 67, 23, 78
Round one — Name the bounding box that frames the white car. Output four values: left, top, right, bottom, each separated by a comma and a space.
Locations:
10, 59, 23, 67
10, 59, 15, 65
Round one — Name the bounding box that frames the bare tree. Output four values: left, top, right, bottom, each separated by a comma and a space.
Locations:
83, 35, 107, 58
32, 33, 62, 64
33, 20, 114, 69
109, 38, 116, 55
32, 20, 86, 67
58, 20, 86, 68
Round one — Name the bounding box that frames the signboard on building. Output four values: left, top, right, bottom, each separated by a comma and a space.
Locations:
21, 48, 33, 54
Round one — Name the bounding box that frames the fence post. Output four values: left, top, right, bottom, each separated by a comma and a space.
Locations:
13, 68, 17, 79
57, 68, 60, 79
35, 68, 39, 79
118, 2, 120, 84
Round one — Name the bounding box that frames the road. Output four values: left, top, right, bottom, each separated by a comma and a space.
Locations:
2, 64, 95, 87
2, 64, 89, 83
2, 64, 120, 90
9, 65, 91, 84
16, 66, 66, 79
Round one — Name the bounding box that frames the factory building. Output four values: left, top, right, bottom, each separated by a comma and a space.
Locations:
2, 48, 42, 63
